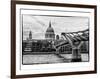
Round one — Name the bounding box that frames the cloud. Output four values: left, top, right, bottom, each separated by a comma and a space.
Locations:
31, 16, 46, 26
23, 15, 89, 40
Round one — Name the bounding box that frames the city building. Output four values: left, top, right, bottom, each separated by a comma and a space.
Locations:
29, 31, 32, 40
45, 21, 55, 41
22, 21, 89, 54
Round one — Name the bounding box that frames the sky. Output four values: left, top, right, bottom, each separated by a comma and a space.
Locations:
22, 15, 89, 40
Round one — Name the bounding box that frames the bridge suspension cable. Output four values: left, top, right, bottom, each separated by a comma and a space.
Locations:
54, 29, 89, 62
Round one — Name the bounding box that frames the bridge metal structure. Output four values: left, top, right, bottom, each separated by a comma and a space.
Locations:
54, 29, 89, 62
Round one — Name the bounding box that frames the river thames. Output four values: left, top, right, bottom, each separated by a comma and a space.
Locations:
23, 53, 89, 65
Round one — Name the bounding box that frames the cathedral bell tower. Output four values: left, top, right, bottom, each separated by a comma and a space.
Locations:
29, 31, 32, 40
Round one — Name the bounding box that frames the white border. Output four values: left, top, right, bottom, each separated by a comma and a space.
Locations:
16, 4, 95, 75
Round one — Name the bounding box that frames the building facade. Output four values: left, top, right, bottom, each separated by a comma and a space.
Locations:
45, 22, 55, 41
23, 22, 89, 54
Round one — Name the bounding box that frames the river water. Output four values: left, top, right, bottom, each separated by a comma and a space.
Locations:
23, 53, 89, 65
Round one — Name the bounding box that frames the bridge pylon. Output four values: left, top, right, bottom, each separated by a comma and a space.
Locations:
61, 33, 85, 62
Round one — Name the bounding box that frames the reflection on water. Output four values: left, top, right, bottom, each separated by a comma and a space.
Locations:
23, 53, 89, 65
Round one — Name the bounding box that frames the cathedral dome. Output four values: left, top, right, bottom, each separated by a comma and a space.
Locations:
45, 21, 55, 40
46, 25, 54, 33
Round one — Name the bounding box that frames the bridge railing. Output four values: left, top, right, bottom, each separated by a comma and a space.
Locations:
53, 29, 89, 62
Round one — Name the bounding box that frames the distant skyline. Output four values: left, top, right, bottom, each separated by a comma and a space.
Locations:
22, 15, 89, 40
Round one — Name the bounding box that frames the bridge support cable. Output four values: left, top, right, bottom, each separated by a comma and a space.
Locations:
62, 33, 83, 62
53, 29, 89, 62
70, 33, 81, 41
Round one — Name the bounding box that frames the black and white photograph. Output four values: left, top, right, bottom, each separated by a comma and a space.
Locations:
12, 1, 96, 78
22, 15, 89, 65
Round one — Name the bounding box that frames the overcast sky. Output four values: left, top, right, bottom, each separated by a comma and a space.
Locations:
22, 15, 89, 40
